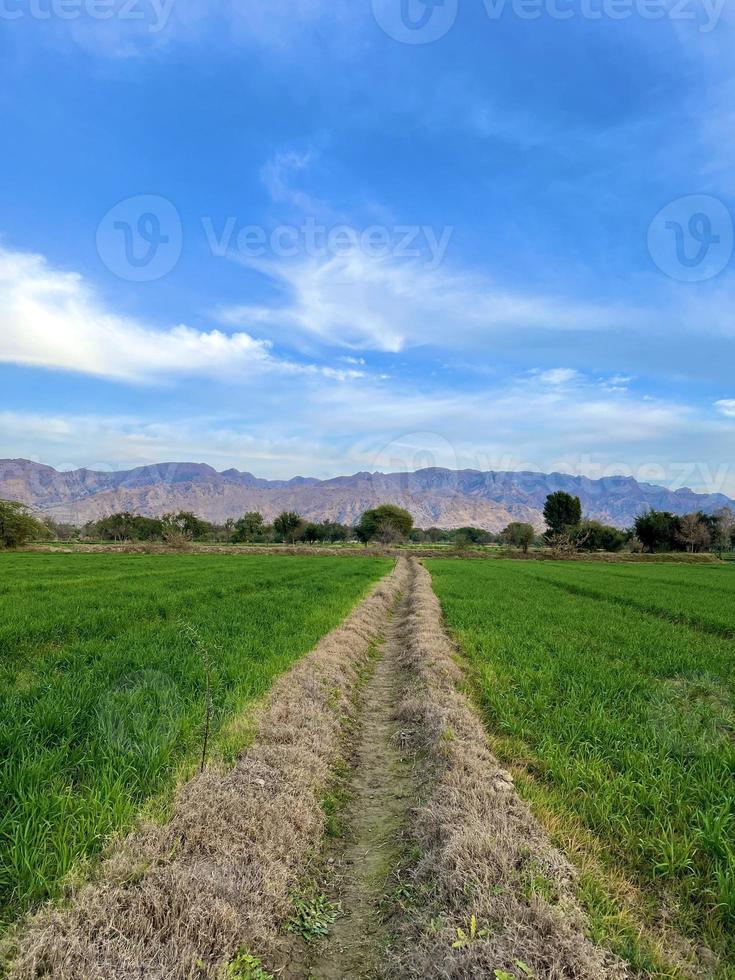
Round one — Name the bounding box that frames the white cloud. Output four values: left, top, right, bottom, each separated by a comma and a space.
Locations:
715, 399, 735, 417
0, 245, 363, 385
537, 367, 580, 385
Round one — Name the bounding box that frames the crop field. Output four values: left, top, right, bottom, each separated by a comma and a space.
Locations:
0, 552, 391, 931
427, 559, 735, 970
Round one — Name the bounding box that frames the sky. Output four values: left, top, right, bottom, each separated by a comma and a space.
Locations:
1, 0, 735, 494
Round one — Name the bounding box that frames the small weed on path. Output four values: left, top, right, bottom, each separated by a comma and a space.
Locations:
287, 893, 342, 942
223, 949, 274, 979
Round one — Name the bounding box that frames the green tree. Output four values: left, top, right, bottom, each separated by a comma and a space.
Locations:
232, 512, 265, 543
453, 526, 493, 545
273, 511, 304, 544
322, 522, 349, 543
543, 491, 582, 536
302, 522, 321, 544
633, 511, 682, 553
157, 511, 212, 546
0, 500, 49, 549
355, 505, 413, 544
501, 522, 535, 553
576, 520, 626, 552
88, 513, 164, 542
94, 512, 135, 541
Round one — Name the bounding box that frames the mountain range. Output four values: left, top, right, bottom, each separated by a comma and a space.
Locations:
1, 458, 733, 532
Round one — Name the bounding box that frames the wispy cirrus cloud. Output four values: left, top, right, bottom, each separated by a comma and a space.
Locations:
220, 251, 641, 353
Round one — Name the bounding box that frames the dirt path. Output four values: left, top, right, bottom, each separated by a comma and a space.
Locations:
306, 568, 419, 980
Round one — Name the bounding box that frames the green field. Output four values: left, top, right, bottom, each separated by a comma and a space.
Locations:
427, 559, 735, 970
0, 553, 390, 930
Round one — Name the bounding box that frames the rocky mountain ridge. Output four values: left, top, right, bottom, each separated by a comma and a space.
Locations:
1, 459, 733, 532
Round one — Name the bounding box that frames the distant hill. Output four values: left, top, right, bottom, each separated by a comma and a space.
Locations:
1, 459, 733, 532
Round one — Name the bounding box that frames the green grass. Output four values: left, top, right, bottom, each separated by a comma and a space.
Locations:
0, 552, 390, 930
426, 558, 735, 971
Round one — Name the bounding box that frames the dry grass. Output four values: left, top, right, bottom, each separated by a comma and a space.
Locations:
391, 559, 628, 979
5, 560, 409, 979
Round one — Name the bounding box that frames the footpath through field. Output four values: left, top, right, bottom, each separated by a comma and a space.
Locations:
303, 566, 420, 979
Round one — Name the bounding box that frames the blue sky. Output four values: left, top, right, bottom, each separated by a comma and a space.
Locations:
1, 0, 735, 493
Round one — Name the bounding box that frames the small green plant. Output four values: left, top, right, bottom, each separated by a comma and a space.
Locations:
224, 949, 273, 980
286, 892, 341, 941
451, 914, 488, 949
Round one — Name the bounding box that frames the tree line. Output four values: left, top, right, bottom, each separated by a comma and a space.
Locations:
497, 491, 735, 556
1, 494, 734, 554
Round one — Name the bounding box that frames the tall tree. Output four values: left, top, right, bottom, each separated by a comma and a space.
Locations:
273, 511, 304, 544
543, 491, 582, 535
